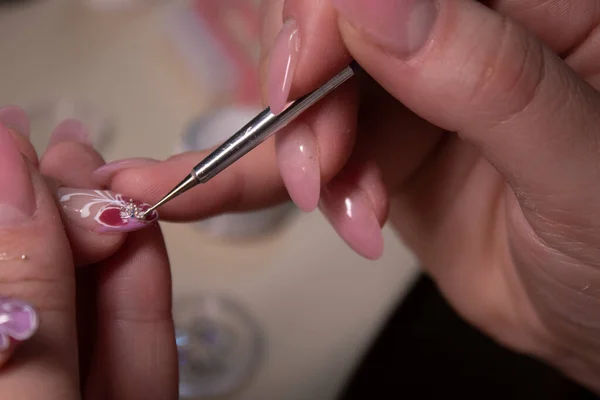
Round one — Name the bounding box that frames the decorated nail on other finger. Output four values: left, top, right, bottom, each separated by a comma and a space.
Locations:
0, 297, 39, 352
57, 189, 159, 233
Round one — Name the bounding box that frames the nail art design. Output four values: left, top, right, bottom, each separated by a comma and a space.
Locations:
58, 189, 159, 233
0, 298, 38, 351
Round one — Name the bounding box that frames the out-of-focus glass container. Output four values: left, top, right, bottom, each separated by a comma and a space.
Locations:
175, 295, 264, 399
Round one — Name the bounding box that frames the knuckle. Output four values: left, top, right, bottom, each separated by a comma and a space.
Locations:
465, 16, 546, 126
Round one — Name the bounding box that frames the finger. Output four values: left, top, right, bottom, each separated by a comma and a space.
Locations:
320, 156, 388, 260
321, 73, 443, 259
0, 106, 38, 166
260, 0, 353, 110
335, 0, 600, 229
40, 119, 125, 386
85, 227, 177, 400
491, 0, 600, 55
0, 122, 78, 396
490, 0, 600, 88
40, 120, 125, 265
40, 120, 158, 265
103, 80, 356, 219
257, 0, 358, 211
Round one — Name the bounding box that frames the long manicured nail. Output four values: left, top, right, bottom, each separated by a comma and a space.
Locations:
320, 180, 384, 260
0, 106, 30, 138
0, 123, 35, 226
276, 122, 320, 212
332, 0, 438, 57
267, 19, 300, 115
0, 297, 39, 351
57, 189, 159, 233
92, 158, 159, 186
47, 119, 91, 148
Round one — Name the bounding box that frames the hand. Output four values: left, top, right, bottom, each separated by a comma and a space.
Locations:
97, 0, 600, 392
0, 109, 178, 400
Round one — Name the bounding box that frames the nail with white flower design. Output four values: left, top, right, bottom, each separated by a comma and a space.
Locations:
57, 188, 159, 233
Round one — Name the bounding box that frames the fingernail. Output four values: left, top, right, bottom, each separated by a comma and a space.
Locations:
276, 122, 320, 212
0, 297, 39, 351
92, 158, 159, 186
267, 18, 300, 115
0, 123, 35, 227
332, 0, 438, 57
0, 106, 30, 138
57, 188, 159, 233
47, 119, 91, 148
320, 180, 384, 260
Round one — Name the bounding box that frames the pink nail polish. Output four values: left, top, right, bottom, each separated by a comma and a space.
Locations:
0, 106, 30, 138
0, 123, 35, 227
267, 19, 300, 115
57, 188, 159, 233
332, 0, 438, 57
92, 158, 159, 186
0, 297, 39, 351
47, 119, 91, 148
320, 180, 384, 260
276, 122, 320, 212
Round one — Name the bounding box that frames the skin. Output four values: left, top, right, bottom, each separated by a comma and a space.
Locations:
102, 0, 600, 393
0, 122, 178, 399
41, 129, 179, 400
4, 0, 595, 396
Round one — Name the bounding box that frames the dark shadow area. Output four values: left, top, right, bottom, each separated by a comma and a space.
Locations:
338, 274, 598, 399
0, 0, 37, 8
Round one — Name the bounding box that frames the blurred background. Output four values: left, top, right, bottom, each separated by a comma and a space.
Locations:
0, 1, 419, 399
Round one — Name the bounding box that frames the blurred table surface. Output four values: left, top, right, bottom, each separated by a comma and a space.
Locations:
0, 1, 419, 399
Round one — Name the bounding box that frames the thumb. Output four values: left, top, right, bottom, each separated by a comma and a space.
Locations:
333, 0, 600, 212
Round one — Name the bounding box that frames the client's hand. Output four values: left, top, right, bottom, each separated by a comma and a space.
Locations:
0, 107, 178, 400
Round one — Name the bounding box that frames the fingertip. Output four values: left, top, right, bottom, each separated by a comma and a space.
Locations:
0, 112, 39, 167
92, 158, 160, 187
320, 175, 386, 261
281, 0, 353, 98
0, 106, 30, 138
47, 119, 92, 149
275, 122, 321, 212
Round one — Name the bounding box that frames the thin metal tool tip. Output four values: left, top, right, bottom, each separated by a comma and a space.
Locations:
141, 174, 197, 218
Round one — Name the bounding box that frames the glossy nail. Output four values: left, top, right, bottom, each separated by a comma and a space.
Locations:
92, 158, 159, 186
0, 123, 35, 227
47, 119, 91, 148
332, 0, 438, 57
57, 188, 159, 233
0, 297, 39, 351
276, 122, 320, 212
320, 180, 384, 260
267, 19, 300, 115
0, 106, 30, 138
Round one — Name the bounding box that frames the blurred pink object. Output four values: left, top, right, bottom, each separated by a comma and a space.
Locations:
165, 0, 262, 105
